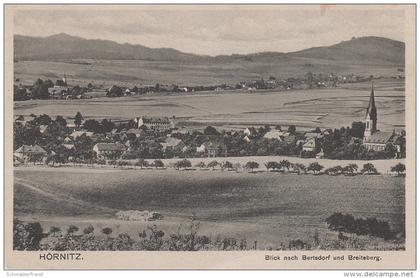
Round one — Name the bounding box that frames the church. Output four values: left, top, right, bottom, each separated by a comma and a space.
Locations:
362, 83, 404, 156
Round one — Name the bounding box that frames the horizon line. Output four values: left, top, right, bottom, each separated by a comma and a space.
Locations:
13, 32, 405, 58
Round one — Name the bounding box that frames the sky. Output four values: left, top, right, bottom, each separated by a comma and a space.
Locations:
13, 5, 406, 56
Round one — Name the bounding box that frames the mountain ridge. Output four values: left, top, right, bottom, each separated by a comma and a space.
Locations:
14, 33, 405, 65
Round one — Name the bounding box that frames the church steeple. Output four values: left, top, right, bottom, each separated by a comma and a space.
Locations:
364, 82, 377, 138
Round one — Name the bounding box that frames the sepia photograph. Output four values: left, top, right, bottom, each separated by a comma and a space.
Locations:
3, 4, 416, 270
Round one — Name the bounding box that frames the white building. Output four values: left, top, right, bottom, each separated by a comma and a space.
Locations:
134, 116, 173, 131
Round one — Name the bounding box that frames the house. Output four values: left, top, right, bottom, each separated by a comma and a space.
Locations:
362, 83, 404, 155
160, 137, 184, 151
302, 138, 317, 152
244, 127, 258, 138
196, 144, 206, 153
48, 86, 67, 99
70, 130, 94, 139
283, 134, 297, 145
263, 130, 289, 140
63, 137, 74, 150
206, 141, 228, 157
39, 125, 48, 134
363, 130, 403, 155
134, 116, 173, 131
243, 135, 251, 143
196, 140, 227, 157
14, 144, 47, 163
93, 143, 126, 160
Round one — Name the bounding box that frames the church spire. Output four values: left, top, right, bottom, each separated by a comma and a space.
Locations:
364, 81, 377, 138
366, 81, 377, 120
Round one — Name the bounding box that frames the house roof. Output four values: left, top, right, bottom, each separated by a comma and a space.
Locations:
94, 142, 126, 152
244, 127, 257, 134
140, 116, 171, 124
264, 130, 285, 139
160, 137, 183, 149
204, 140, 226, 150
70, 130, 94, 138
15, 144, 47, 154
284, 134, 296, 143
304, 132, 321, 139
303, 138, 316, 147
126, 128, 145, 135
364, 131, 394, 144
63, 144, 74, 150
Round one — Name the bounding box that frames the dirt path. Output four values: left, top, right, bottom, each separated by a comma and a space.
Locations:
14, 177, 115, 214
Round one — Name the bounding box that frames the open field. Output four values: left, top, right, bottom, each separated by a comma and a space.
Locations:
14, 58, 402, 87
14, 79, 405, 130
14, 167, 405, 248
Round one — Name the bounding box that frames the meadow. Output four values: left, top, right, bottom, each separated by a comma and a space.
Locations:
14, 79, 405, 131
14, 168, 405, 248
14, 58, 402, 87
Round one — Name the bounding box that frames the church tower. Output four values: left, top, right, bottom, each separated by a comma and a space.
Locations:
364, 82, 377, 139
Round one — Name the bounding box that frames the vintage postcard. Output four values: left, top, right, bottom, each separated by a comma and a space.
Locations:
3, 4, 416, 270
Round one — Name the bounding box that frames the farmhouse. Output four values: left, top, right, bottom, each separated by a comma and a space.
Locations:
93, 142, 126, 160
362, 83, 404, 156
134, 116, 173, 131
14, 144, 47, 163
302, 138, 317, 152
197, 140, 228, 158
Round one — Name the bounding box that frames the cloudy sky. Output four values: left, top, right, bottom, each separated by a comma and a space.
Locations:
13, 5, 406, 56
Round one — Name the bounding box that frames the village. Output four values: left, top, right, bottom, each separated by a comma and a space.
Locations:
13, 82, 406, 176
13, 70, 405, 101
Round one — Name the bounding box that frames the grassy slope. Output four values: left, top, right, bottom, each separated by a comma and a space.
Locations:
14, 167, 405, 248
14, 168, 405, 227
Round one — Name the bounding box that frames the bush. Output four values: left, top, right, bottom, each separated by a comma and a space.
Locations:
221, 161, 233, 171
265, 161, 280, 171
13, 218, 403, 251
361, 163, 379, 175
49, 226, 61, 237
307, 162, 323, 174
102, 227, 113, 237
244, 161, 259, 172
152, 159, 165, 168
207, 160, 219, 170
390, 163, 405, 176
67, 225, 79, 236
83, 225, 95, 235
13, 219, 45, 250
175, 159, 192, 169
325, 213, 394, 240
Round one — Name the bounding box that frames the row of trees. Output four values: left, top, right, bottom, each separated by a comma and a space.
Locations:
82, 157, 405, 177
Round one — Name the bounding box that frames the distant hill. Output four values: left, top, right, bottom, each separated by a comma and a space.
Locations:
14, 33, 205, 62
14, 33, 404, 66
290, 36, 404, 65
